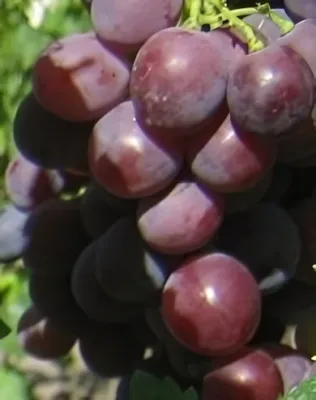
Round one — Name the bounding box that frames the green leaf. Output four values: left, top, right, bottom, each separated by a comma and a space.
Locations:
183, 387, 199, 400
280, 376, 316, 400
129, 370, 162, 400
129, 370, 199, 400
0, 319, 11, 339
0, 368, 30, 400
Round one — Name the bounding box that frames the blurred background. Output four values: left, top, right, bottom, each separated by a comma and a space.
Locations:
0, 1, 115, 398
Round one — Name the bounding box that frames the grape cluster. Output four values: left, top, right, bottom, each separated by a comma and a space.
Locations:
3, 0, 316, 399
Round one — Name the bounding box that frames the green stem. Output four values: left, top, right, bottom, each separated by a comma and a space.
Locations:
180, 0, 295, 53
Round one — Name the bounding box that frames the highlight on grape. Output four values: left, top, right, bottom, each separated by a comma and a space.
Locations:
3, 0, 316, 399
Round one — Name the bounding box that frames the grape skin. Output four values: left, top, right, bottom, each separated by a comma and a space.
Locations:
284, 0, 316, 22
227, 44, 315, 136
203, 348, 283, 400
96, 217, 169, 303
79, 323, 145, 377
5, 154, 65, 211
162, 252, 261, 356
13, 92, 92, 170
130, 28, 229, 133
278, 19, 316, 78
216, 203, 301, 294
32, 32, 131, 122
91, 0, 183, 54
29, 272, 93, 335
188, 114, 277, 193
17, 305, 76, 359
262, 343, 312, 393
0, 205, 29, 263
23, 198, 90, 276
137, 177, 224, 254
71, 241, 141, 323
89, 101, 183, 198
80, 184, 124, 239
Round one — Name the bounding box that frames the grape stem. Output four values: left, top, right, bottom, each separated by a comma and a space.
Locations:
181, 0, 295, 52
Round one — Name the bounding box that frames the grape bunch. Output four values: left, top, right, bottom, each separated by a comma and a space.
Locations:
3, 0, 316, 399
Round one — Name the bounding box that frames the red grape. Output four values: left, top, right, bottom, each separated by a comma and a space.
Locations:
188, 114, 277, 193
89, 100, 183, 198
203, 348, 283, 400
130, 28, 228, 134
162, 252, 261, 356
32, 32, 131, 121
227, 44, 314, 136
284, 1, 316, 23
137, 177, 224, 254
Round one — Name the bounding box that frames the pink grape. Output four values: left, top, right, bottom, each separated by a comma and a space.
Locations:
227, 43, 314, 136
130, 28, 229, 134
89, 100, 183, 198
162, 252, 261, 356
32, 32, 131, 121
137, 177, 224, 254
188, 114, 277, 193
203, 348, 283, 400
91, 0, 183, 54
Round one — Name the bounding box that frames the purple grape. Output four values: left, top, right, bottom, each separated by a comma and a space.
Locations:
32, 32, 131, 122
137, 177, 224, 255
285, 0, 316, 22
71, 241, 141, 323
91, 0, 183, 54
227, 44, 314, 136
89, 101, 183, 198
0, 204, 29, 263
130, 28, 229, 134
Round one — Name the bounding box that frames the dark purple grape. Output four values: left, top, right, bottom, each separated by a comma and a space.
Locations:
28, 272, 92, 335
23, 198, 90, 276
96, 217, 170, 303
17, 305, 76, 359
79, 323, 145, 377
162, 252, 261, 356
216, 203, 301, 294
71, 241, 141, 323
80, 185, 124, 239
227, 44, 314, 136
13, 92, 92, 170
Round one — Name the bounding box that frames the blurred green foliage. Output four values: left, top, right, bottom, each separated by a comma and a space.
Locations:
0, 1, 90, 395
